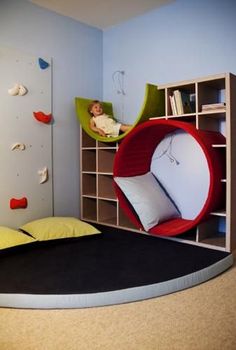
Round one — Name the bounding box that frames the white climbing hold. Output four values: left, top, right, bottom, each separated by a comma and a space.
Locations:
8, 83, 20, 96
11, 142, 26, 151
18, 85, 28, 96
38, 167, 48, 184
8, 83, 28, 96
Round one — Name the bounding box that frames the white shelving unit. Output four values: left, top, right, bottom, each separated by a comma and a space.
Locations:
80, 129, 137, 230
151, 73, 236, 252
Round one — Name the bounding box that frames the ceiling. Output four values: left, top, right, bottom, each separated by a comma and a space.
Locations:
29, 0, 173, 29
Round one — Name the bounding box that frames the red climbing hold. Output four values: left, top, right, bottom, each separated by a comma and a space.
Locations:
33, 111, 52, 124
10, 197, 28, 209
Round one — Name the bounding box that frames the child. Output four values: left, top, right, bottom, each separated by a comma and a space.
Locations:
88, 100, 131, 137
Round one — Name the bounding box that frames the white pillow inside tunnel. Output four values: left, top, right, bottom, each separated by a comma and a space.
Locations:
114, 172, 180, 231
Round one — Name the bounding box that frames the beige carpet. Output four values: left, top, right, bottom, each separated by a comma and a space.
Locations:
0, 251, 235, 350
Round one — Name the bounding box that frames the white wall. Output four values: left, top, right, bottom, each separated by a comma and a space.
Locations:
0, 0, 103, 218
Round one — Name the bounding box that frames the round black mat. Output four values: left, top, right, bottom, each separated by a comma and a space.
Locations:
0, 225, 231, 295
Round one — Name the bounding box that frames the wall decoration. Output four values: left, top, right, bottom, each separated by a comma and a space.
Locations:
18, 85, 28, 96
11, 142, 26, 151
10, 197, 28, 209
33, 111, 52, 124
38, 58, 50, 70
38, 166, 49, 184
8, 83, 20, 96
8, 83, 28, 96
0, 46, 53, 228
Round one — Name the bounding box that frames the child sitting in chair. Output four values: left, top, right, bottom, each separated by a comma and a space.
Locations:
88, 100, 131, 137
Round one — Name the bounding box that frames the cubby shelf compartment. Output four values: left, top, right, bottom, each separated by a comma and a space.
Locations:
82, 130, 96, 148
98, 149, 116, 173
197, 217, 226, 250
81, 197, 97, 221
198, 78, 225, 113
98, 174, 116, 200
118, 206, 137, 230
166, 82, 196, 117
198, 113, 226, 134
98, 199, 117, 226
82, 173, 96, 197
82, 150, 96, 172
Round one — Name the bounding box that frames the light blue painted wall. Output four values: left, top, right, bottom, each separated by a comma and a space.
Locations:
103, 0, 236, 122
1, 0, 235, 224
103, 0, 235, 231
0, 0, 103, 217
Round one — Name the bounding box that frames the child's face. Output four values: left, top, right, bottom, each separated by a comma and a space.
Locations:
91, 103, 103, 117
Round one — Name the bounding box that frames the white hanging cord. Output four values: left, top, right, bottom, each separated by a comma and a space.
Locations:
152, 132, 180, 165
112, 70, 126, 121
112, 70, 125, 95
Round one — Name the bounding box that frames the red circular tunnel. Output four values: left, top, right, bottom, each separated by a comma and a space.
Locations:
113, 119, 225, 236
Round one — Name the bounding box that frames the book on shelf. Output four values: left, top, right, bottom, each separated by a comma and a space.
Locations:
181, 91, 194, 113
170, 90, 193, 115
202, 102, 226, 112
169, 95, 178, 115
173, 90, 184, 115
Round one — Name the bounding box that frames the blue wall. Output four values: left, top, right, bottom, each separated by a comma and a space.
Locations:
103, 0, 236, 122
0, 0, 103, 217
1, 0, 236, 219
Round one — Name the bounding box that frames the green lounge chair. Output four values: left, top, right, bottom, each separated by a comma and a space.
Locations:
75, 83, 165, 142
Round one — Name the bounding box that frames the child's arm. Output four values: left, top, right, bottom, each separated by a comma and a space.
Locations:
89, 118, 106, 137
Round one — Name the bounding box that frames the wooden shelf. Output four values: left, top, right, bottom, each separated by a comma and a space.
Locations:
198, 114, 226, 134
82, 130, 96, 148
198, 110, 226, 116
80, 128, 119, 226
82, 173, 96, 196
157, 72, 236, 252
82, 197, 97, 221
210, 210, 226, 217
118, 207, 137, 229
98, 140, 117, 148
98, 149, 116, 173
198, 78, 225, 113
199, 236, 226, 249
212, 144, 226, 148
98, 199, 117, 225
98, 174, 116, 200
82, 150, 96, 172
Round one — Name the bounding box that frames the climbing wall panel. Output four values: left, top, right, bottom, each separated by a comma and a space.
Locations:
0, 46, 53, 228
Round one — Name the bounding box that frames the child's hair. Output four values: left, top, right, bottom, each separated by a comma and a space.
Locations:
88, 100, 102, 116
